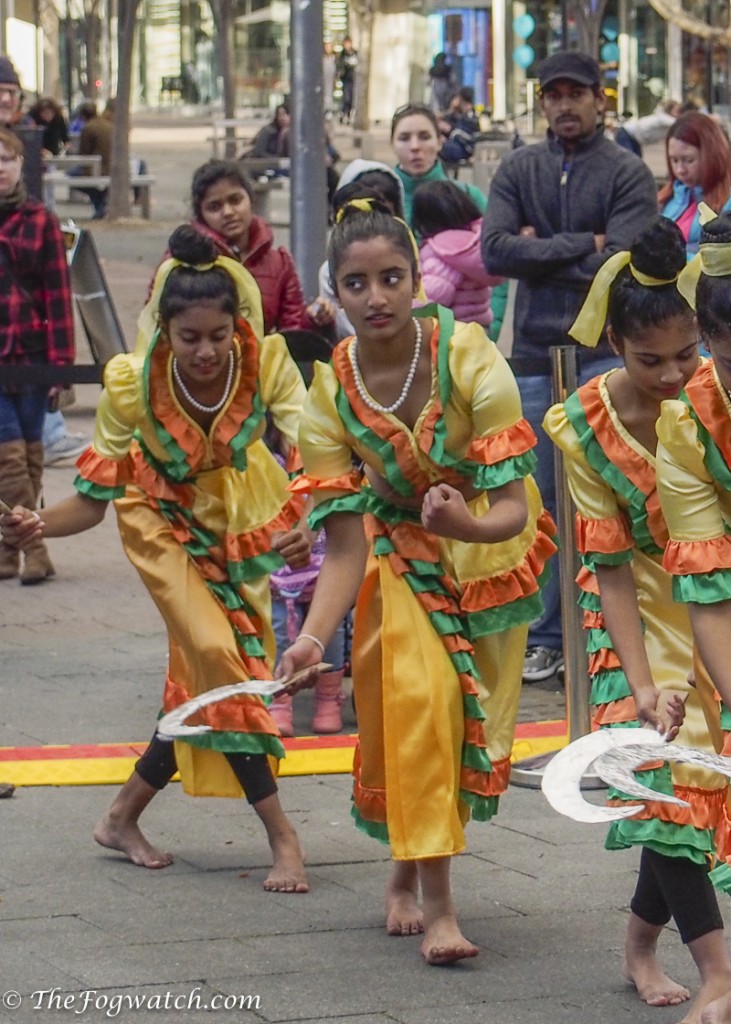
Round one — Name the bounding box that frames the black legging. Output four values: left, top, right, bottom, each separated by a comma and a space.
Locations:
136, 732, 277, 806
630, 847, 723, 944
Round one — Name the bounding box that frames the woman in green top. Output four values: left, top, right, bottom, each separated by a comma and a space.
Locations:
390, 103, 486, 228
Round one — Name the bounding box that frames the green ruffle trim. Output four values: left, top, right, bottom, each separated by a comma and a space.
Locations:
672, 570, 731, 605
721, 703, 731, 731
460, 790, 500, 822
590, 667, 632, 705
709, 861, 731, 895
227, 549, 284, 584
606, 820, 715, 863
308, 491, 370, 532
74, 475, 125, 502
692, 410, 731, 493
335, 386, 415, 498
564, 391, 661, 555
589, 549, 635, 566
606, 762, 673, 802
469, 449, 538, 489
175, 728, 285, 760
227, 391, 266, 471
350, 801, 390, 845
578, 587, 601, 612
466, 589, 544, 638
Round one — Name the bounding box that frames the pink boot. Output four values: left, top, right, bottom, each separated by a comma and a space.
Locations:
311, 671, 346, 734
269, 693, 294, 738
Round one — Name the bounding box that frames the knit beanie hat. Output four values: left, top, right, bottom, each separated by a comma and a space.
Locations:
0, 57, 20, 87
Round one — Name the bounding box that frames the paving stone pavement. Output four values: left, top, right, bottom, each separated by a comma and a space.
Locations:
0, 115, 717, 1024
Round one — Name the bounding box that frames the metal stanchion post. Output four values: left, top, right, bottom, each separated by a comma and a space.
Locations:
510, 346, 604, 788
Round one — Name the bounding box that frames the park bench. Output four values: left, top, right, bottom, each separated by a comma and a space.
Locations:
42, 171, 157, 219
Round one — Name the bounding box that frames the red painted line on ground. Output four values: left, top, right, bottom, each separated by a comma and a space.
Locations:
0, 720, 567, 762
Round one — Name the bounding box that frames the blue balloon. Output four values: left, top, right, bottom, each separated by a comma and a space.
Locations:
513, 13, 536, 39
601, 42, 620, 63
602, 16, 619, 40
513, 44, 535, 70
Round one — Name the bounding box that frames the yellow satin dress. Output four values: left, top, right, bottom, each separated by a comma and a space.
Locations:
545, 371, 725, 868
297, 305, 556, 860
74, 324, 306, 798
657, 359, 731, 889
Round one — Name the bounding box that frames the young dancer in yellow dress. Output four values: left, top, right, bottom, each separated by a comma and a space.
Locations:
0, 226, 312, 892
277, 200, 556, 964
657, 209, 731, 1024
544, 216, 731, 1022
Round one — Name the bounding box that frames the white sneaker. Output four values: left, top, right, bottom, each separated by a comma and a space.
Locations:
523, 646, 564, 683
44, 433, 90, 465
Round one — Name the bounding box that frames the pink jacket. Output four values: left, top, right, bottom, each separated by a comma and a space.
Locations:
419, 219, 503, 326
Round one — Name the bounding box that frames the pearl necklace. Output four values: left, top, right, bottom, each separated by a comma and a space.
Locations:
172, 351, 235, 414
349, 317, 422, 414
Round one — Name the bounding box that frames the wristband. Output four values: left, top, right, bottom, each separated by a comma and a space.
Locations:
297, 632, 325, 658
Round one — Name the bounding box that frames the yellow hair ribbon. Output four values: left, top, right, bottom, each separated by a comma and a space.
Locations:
134, 254, 264, 355
570, 250, 681, 348
677, 203, 731, 310
333, 198, 426, 301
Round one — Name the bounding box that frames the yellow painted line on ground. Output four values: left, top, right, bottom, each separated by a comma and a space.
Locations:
0, 727, 568, 788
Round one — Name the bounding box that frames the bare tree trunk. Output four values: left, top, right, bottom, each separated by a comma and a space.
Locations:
209, 0, 236, 157
569, 0, 609, 57
352, 0, 376, 132
106, 0, 140, 221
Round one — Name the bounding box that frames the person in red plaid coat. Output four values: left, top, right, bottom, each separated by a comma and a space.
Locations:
0, 126, 75, 583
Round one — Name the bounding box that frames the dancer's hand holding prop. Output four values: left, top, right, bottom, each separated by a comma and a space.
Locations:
0, 498, 43, 547
157, 663, 333, 740
634, 685, 687, 741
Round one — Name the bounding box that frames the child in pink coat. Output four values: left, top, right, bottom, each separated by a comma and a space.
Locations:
412, 179, 503, 327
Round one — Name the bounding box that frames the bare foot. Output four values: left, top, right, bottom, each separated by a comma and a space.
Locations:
262, 827, 308, 893
701, 987, 731, 1024
386, 863, 423, 936
623, 959, 690, 1007
93, 814, 173, 869
681, 980, 731, 1024
421, 913, 479, 966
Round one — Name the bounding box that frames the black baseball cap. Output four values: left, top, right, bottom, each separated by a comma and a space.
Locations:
0, 57, 20, 87
538, 51, 601, 90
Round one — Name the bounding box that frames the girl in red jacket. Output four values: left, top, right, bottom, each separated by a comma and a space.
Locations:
190, 160, 335, 337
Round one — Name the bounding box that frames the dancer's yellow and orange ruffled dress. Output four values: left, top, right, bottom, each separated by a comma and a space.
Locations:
296, 305, 556, 860
74, 320, 306, 799
545, 370, 727, 875
657, 359, 731, 889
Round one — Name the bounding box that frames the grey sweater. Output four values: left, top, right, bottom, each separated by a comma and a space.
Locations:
481, 130, 657, 368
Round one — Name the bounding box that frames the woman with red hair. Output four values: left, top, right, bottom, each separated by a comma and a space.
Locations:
659, 111, 731, 254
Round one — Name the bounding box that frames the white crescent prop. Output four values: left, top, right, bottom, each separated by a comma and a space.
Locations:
542, 728, 731, 824
156, 663, 332, 741
541, 729, 668, 824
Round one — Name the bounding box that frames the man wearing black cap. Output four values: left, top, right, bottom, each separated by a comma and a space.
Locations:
481, 51, 657, 684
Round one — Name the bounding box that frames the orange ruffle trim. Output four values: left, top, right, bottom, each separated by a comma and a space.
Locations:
351, 744, 387, 824
592, 695, 637, 727
464, 755, 511, 798
589, 647, 621, 674
464, 418, 537, 466
290, 469, 363, 496
663, 536, 731, 575
76, 445, 135, 489
575, 512, 633, 557
223, 494, 305, 565
608, 784, 726, 830
461, 511, 557, 613
163, 672, 277, 736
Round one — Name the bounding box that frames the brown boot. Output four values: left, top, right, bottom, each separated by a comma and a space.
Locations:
0, 439, 28, 580
311, 670, 346, 734
19, 441, 55, 585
